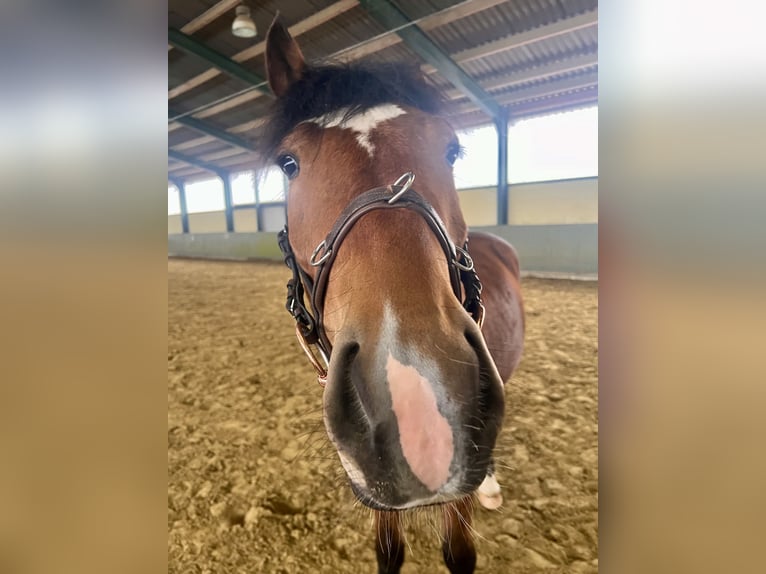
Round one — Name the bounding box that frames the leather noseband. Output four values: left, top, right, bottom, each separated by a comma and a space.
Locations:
278, 172, 484, 386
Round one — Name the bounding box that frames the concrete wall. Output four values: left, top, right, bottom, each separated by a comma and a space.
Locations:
171, 178, 597, 232
168, 224, 597, 276
168, 208, 262, 233
458, 188, 497, 227
188, 211, 227, 233
510, 178, 598, 224
480, 224, 597, 276
168, 178, 598, 276
233, 209, 258, 232
168, 232, 282, 261
457, 177, 598, 226
168, 214, 182, 234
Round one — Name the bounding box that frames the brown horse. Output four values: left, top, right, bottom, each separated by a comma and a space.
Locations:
265, 20, 524, 574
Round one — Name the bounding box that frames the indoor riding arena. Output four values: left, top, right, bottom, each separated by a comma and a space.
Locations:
168, 1, 598, 573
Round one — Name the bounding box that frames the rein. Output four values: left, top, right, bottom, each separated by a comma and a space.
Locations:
278, 172, 485, 386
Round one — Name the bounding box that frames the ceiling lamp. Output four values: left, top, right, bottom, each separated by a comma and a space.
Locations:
232, 5, 257, 38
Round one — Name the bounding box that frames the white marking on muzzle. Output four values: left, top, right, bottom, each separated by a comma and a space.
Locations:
305, 104, 406, 155
387, 352, 454, 491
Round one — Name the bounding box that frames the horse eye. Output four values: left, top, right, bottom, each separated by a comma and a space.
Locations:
446, 144, 462, 166
277, 154, 299, 179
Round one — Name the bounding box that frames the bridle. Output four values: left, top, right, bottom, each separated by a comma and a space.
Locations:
277, 172, 485, 387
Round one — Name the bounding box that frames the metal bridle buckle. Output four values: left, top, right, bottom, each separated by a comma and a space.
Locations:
294, 324, 328, 387
454, 246, 475, 271
388, 171, 415, 204
310, 240, 332, 267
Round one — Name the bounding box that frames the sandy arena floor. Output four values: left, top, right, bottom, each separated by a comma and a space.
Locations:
168, 259, 598, 573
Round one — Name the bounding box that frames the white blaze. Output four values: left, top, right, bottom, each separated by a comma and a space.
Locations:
305, 104, 406, 155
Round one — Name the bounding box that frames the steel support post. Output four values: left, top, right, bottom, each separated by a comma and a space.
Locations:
222, 173, 234, 233
170, 178, 190, 234
253, 173, 263, 232
496, 113, 509, 225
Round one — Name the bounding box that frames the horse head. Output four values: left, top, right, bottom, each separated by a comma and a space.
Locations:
264, 20, 505, 510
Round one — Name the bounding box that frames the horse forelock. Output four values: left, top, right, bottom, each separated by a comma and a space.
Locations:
261, 63, 444, 160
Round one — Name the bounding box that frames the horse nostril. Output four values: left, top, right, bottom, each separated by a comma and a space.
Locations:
331, 341, 360, 374
325, 340, 362, 416
344, 341, 361, 364
333, 340, 361, 390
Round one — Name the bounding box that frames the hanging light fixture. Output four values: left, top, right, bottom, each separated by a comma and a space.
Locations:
232, 5, 257, 38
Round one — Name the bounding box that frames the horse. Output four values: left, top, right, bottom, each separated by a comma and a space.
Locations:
264, 19, 524, 574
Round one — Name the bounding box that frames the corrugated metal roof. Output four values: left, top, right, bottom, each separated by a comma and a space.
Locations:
168, 0, 598, 179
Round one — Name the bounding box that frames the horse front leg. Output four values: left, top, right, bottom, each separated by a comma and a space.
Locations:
442, 497, 477, 574
375, 510, 405, 574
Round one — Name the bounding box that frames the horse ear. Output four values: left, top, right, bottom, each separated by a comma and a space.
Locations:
265, 18, 306, 97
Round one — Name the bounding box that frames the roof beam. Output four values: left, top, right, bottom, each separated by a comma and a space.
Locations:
493, 73, 599, 107
171, 134, 216, 151
168, 27, 271, 92
194, 147, 251, 162
443, 52, 598, 100
358, 0, 503, 120
179, 0, 240, 35
480, 53, 597, 94
176, 45, 598, 131
170, 67, 599, 154
336, 0, 506, 62
451, 91, 598, 130
170, 117, 267, 152
170, 151, 261, 177
228, 118, 267, 134
171, 167, 220, 181
167, 1, 594, 127
170, 166, 209, 178
168, 0, 241, 51
498, 91, 598, 125
446, 9, 597, 68
451, 72, 599, 115
167, 148, 251, 171
169, 86, 266, 122
168, 150, 227, 175
168, 0, 359, 100
170, 111, 256, 151
167, 0, 508, 122
177, 160, 258, 179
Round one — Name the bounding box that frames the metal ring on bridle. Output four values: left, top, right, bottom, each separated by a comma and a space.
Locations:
454, 246, 475, 271
310, 240, 332, 266
388, 172, 416, 204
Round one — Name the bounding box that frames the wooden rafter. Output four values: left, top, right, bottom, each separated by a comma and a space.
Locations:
170, 3, 595, 125
168, 0, 359, 100
168, 0, 241, 51
443, 53, 598, 101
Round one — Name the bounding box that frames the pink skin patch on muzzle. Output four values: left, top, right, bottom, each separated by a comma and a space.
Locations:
386, 353, 454, 491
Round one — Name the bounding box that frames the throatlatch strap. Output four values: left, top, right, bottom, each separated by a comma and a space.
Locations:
278, 227, 318, 344
459, 239, 484, 324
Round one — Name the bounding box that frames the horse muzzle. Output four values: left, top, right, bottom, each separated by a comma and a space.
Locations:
322, 307, 504, 510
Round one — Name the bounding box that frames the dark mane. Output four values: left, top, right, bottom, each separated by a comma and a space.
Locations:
261, 62, 445, 160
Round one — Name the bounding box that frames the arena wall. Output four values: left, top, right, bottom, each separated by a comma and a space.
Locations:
459, 177, 597, 226
168, 177, 597, 276
233, 210, 259, 232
